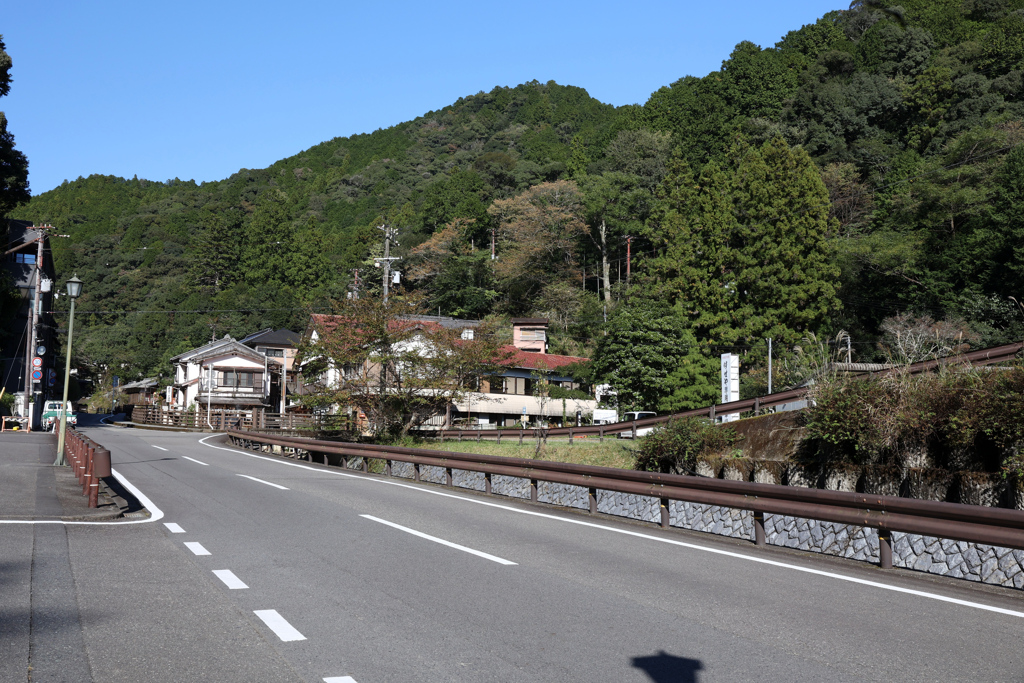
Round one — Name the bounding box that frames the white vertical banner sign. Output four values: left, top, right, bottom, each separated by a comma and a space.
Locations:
720, 353, 740, 423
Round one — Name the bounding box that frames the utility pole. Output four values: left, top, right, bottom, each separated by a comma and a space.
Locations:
374, 224, 401, 305
490, 227, 496, 260
767, 338, 773, 395
348, 269, 360, 300
24, 225, 54, 429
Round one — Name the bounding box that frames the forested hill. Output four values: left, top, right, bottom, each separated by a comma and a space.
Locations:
13, 0, 1024, 404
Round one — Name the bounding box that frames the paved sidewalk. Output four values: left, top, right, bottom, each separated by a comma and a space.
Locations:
0, 431, 121, 521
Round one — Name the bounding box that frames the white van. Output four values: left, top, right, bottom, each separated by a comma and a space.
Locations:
619, 411, 658, 438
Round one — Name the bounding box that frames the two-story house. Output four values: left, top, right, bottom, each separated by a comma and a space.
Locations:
305, 314, 598, 430
169, 335, 271, 415
240, 328, 302, 414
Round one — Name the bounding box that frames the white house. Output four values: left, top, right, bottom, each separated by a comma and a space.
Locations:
169, 335, 271, 412
305, 314, 598, 429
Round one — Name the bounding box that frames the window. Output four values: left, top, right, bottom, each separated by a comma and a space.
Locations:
520, 329, 545, 341
219, 370, 260, 388
13, 253, 36, 264
261, 348, 284, 358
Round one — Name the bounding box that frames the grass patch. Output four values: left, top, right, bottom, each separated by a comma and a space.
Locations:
412, 436, 637, 470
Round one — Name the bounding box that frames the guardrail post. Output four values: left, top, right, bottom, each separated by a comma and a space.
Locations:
569, 427, 573, 444
878, 530, 893, 569
709, 405, 716, 421
660, 498, 669, 529
753, 511, 766, 546
485, 472, 492, 494
530, 479, 538, 502
362, 457, 369, 474
497, 430, 502, 445
90, 448, 110, 508
599, 426, 604, 443
385, 459, 392, 477
589, 487, 597, 514
414, 463, 421, 482
458, 430, 463, 443
445, 467, 452, 487
632, 420, 637, 439
476, 431, 481, 443
519, 430, 524, 446
754, 397, 760, 416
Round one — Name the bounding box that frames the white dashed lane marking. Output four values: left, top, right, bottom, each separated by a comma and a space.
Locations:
360, 515, 516, 565
254, 610, 306, 642
212, 569, 248, 589
182, 456, 209, 466
184, 542, 211, 556
236, 474, 288, 490
152, 445, 168, 451
164, 522, 185, 533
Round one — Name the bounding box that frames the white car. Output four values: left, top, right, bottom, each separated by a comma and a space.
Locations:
619, 411, 658, 438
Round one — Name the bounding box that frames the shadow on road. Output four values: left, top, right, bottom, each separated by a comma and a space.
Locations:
631, 650, 704, 683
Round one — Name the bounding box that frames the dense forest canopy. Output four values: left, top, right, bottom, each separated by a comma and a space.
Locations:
7, 0, 1024, 410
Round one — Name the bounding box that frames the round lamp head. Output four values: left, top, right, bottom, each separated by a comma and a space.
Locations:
66, 274, 83, 299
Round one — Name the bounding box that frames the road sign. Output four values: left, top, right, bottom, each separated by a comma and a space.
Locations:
32, 356, 43, 368
31, 369, 42, 381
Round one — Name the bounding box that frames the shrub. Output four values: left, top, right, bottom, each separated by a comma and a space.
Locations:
633, 417, 739, 474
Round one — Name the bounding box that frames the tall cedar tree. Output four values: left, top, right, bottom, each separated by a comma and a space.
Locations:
644, 137, 840, 351
0, 35, 29, 217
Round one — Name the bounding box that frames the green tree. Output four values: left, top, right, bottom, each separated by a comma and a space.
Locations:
644, 138, 841, 351
0, 35, 29, 217
590, 299, 716, 411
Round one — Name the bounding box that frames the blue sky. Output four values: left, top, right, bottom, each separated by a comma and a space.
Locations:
4, 1, 843, 196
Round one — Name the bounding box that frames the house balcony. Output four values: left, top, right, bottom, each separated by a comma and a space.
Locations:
196, 381, 268, 407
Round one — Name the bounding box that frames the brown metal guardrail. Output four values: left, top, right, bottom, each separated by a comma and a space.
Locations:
62, 426, 111, 508
438, 341, 1024, 441
226, 429, 1024, 570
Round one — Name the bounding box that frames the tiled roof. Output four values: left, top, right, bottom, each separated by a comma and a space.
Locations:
504, 347, 588, 370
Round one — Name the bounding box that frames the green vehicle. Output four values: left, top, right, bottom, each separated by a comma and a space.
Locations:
41, 400, 77, 431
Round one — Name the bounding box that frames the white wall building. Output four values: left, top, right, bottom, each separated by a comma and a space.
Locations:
169, 336, 270, 412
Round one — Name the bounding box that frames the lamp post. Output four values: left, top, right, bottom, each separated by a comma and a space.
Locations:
54, 275, 82, 466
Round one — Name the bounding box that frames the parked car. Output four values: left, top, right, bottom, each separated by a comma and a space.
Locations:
619, 411, 658, 438
41, 400, 77, 431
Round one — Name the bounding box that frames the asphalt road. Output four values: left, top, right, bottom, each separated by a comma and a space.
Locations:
6, 420, 1024, 682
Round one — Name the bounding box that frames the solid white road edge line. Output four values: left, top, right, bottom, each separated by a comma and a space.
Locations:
198, 436, 1024, 619
324, 677, 359, 682
253, 609, 306, 642
152, 445, 168, 451
184, 542, 211, 556
236, 473, 289, 490
182, 456, 209, 466
0, 467, 166, 526
361, 514, 517, 565
164, 522, 185, 533
212, 569, 249, 589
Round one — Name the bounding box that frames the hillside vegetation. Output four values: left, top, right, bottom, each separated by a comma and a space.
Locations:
9, 0, 1024, 409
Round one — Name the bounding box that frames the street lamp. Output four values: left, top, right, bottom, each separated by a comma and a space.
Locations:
54, 274, 82, 466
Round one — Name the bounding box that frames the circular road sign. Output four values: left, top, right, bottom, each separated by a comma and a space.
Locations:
32, 370, 43, 381
32, 357, 43, 368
